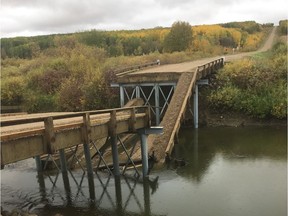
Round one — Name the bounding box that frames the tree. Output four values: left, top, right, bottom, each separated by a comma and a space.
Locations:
163, 21, 193, 52
279, 20, 288, 35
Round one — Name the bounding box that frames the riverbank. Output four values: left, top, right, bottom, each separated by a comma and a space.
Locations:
199, 109, 287, 127
198, 87, 287, 127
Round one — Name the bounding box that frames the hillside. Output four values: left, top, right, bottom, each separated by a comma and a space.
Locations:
0, 21, 275, 113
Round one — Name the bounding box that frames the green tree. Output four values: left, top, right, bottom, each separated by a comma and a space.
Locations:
279, 20, 288, 35
163, 21, 193, 52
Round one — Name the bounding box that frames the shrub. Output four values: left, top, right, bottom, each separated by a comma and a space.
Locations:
23, 91, 57, 113
56, 78, 84, 111
1, 77, 26, 105
207, 42, 287, 119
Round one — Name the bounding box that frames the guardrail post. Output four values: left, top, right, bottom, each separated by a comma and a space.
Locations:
109, 110, 120, 176
44, 117, 56, 154
82, 113, 96, 199
82, 113, 94, 176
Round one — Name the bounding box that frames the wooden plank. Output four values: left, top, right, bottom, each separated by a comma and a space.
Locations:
0, 128, 45, 142
1, 136, 45, 164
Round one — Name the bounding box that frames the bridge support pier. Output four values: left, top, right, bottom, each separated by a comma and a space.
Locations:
112, 83, 176, 126
193, 84, 199, 129
194, 79, 209, 129
59, 149, 68, 174
138, 127, 163, 177
111, 135, 121, 176
35, 155, 42, 172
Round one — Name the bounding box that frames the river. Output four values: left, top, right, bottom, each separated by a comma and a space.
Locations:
1, 126, 287, 216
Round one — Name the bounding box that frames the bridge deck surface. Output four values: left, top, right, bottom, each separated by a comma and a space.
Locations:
130, 57, 221, 74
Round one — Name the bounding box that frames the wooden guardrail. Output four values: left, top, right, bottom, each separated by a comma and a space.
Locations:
197, 57, 225, 79
115, 60, 160, 76
1, 106, 151, 166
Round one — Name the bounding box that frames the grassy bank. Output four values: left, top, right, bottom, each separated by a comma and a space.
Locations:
205, 41, 287, 120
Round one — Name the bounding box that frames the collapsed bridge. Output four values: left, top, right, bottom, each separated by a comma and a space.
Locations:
114, 57, 225, 163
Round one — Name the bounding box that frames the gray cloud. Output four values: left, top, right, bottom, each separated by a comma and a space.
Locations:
1, 0, 287, 37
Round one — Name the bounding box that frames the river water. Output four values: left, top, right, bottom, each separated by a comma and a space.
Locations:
1, 126, 287, 216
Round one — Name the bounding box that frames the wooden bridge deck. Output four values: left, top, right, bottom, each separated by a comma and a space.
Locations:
1, 106, 150, 166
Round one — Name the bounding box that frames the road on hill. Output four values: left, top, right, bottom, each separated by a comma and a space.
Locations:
133, 26, 277, 75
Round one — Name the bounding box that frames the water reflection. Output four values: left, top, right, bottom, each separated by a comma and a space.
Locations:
30, 168, 161, 216
2, 126, 286, 216
173, 126, 287, 181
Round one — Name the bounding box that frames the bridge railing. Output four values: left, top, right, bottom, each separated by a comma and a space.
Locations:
1, 106, 151, 165
197, 57, 225, 79
115, 60, 160, 76
1, 106, 149, 127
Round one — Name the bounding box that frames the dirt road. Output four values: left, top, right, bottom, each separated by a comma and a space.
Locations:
133, 27, 277, 75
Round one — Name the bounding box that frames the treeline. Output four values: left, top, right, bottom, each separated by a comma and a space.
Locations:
0, 21, 274, 113
1, 21, 271, 59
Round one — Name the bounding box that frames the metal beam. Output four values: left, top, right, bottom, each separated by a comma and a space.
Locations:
35, 155, 42, 172
155, 84, 160, 126
111, 82, 177, 88
111, 135, 120, 176
138, 127, 163, 177
120, 85, 125, 107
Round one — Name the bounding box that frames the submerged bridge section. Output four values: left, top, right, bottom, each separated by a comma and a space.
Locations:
114, 57, 225, 162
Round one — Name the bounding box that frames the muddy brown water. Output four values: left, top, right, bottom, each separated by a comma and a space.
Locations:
1, 126, 286, 216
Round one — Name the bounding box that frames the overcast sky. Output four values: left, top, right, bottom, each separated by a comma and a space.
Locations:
1, 0, 287, 38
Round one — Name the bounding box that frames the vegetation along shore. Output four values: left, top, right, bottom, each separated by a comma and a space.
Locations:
1, 20, 287, 124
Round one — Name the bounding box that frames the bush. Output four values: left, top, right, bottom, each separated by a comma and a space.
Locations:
24, 91, 57, 113
208, 85, 241, 110
57, 78, 84, 111
208, 42, 287, 119
1, 77, 26, 105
